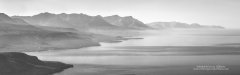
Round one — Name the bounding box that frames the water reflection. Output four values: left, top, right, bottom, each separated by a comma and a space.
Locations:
27, 29, 240, 66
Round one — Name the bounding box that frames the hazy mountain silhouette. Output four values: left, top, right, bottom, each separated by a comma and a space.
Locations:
0, 13, 99, 52
13, 12, 75, 28
14, 13, 152, 30
0, 13, 29, 25
148, 21, 224, 29
14, 13, 124, 30
1, 12, 225, 52
0, 12, 227, 75
104, 15, 150, 29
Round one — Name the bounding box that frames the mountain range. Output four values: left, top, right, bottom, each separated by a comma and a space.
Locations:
0, 13, 99, 52
13, 12, 224, 30
13, 12, 150, 30
148, 21, 224, 29
0, 12, 225, 75
0, 12, 225, 52
104, 15, 150, 29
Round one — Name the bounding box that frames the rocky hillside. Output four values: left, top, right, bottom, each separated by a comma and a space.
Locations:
13, 12, 151, 30
0, 52, 73, 75
104, 15, 150, 29
0, 13, 29, 25
0, 13, 100, 52
13, 13, 123, 30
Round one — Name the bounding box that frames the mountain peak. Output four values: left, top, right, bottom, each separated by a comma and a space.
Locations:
79, 13, 87, 15
103, 15, 149, 29
66, 13, 90, 17
34, 12, 56, 17
0, 13, 16, 23
0, 13, 11, 18
111, 15, 120, 17
124, 16, 133, 19
94, 15, 104, 20
41, 12, 54, 14
95, 15, 103, 18
0, 13, 7, 16
59, 13, 67, 15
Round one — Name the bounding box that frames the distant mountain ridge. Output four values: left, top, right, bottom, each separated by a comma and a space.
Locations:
0, 12, 226, 75
103, 15, 150, 29
0, 13, 99, 51
0, 12, 226, 51
13, 12, 150, 30
148, 21, 224, 29
13, 12, 224, 30
0, 13, 29, 25
13, 13, 77, 28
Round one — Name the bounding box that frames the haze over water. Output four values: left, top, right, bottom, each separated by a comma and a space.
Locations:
27, 29, 240, 75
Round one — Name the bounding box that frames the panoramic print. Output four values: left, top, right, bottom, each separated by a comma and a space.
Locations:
0, 0, 240, 75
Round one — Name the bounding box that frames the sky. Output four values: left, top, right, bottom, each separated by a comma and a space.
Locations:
0, 0, 240, 28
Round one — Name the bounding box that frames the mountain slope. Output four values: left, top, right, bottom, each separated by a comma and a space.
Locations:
104, 15, 150, 29
0, 52, 73, 75
0, 13, 29, 25
0, 13, 99, 52
14, 13, 122, 30
13, 12, 75, 28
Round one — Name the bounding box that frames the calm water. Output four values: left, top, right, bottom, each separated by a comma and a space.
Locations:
27, 29, 240, 75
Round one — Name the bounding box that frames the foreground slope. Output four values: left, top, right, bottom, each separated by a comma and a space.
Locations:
0, 52, 73, 75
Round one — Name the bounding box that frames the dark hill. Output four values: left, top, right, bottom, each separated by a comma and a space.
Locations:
0, 52, 73, 75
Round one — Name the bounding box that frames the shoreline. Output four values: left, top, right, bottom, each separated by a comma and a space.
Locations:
0, 35, 144, 75
0, 52, 73, 75
22, 36, 144, 53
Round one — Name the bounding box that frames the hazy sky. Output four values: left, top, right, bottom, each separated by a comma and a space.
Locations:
0, 0, 240, 28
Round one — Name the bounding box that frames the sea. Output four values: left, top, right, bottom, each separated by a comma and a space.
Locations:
27, 29, 240, 75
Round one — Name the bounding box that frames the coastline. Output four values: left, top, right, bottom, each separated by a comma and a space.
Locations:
0, 52, 73, 75
18, 29, 240, 75
0, 35, 143, 75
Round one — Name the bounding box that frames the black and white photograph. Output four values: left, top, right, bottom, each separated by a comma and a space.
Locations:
0, 0, 240, 75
